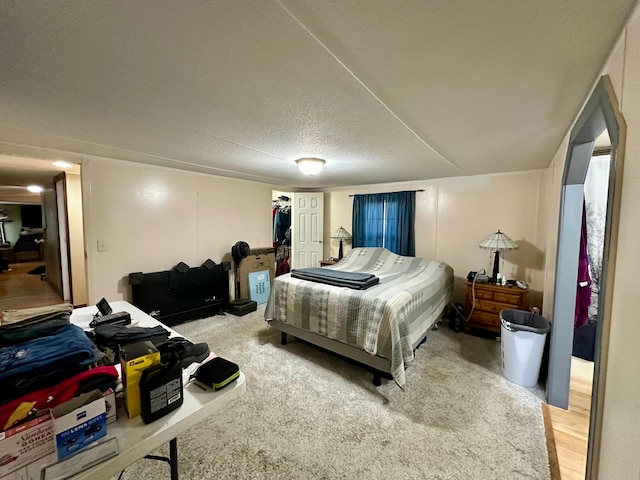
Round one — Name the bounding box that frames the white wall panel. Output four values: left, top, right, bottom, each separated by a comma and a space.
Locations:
597, 6, 640, 478
324, 171, 545, 305
83, 157, 271, 303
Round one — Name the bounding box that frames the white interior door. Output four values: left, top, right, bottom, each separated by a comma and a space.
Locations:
291, 192, 324, 269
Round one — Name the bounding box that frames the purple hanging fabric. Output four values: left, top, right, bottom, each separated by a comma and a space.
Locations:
575, 200, 591, 329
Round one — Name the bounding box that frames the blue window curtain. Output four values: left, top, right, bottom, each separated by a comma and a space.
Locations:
352, 193, 384, 248
352, 191, 416, 256
384, 191, 415, 256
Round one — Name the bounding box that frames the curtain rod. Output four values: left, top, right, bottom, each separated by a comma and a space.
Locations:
348, 189, 424, 197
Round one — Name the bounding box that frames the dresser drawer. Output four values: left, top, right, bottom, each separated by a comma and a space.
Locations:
464, 282, 528, 334
468, 289, 494, 300
475, 299, 516, 315
469, 311, 500, 330
493, 292, 521, 305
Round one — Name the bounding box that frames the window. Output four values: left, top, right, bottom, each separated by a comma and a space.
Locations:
352, 191, 416, 256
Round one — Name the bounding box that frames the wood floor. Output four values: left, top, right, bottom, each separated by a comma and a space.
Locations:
544, 357, 593, 480
0, 260, 63, 313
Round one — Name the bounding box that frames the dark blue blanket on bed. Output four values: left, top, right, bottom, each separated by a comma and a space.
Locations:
291, 267, 380, 289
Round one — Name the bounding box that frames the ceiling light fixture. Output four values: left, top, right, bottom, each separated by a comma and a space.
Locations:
53, 161, 72, 169
27, 185, 43, 193
295, 158, 325, 176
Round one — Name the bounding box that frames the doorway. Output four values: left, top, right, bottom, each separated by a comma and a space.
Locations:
546, 75, 625, 479
0, 157, 88, 311
271, 190, 325, 271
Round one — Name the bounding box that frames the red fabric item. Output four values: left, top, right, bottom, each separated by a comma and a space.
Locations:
276, 257, 290, 277
0, 365, 118, 430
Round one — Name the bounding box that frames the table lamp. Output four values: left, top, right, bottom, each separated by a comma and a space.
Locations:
479, 229, 518, 282
330, 226, 352, 260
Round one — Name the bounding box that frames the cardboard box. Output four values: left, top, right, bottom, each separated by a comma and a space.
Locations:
51, 390, 107, 462
238, 248, 275, 299
102, 389, 117, 425
0, 414, 54, 478
120, 341, 161, 418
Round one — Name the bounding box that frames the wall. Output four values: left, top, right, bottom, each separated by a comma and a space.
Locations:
0, 203, 22, 245
324, 170, 547, 306
81, 157, 274, 303
542, 5, 640, 478
595, 8, 640, 478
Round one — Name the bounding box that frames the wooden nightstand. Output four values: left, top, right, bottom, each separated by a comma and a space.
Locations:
464, 281, 528, 334
319, 258, 338, 267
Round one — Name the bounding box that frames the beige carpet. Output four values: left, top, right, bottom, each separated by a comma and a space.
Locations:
117, 306, 550, 479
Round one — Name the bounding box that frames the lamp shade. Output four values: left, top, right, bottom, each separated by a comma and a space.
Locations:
479, 229, 518, 283
479, 229, 518, 251
330, 226, 352, 240
296, 158, 325, 175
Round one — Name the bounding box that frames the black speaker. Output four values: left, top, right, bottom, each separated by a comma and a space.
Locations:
202, 259, 216, 270
173, 262, 190, 274
129, 272, 144, 285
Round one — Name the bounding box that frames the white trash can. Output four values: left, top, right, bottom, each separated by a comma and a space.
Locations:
500, 309, 550, 387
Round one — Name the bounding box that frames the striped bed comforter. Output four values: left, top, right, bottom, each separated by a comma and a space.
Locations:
264, 247, 454, 387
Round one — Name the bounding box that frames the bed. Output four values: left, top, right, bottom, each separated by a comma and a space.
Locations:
264, 247, 454, 387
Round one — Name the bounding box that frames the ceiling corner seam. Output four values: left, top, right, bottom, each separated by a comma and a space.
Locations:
275, 0, 467, 176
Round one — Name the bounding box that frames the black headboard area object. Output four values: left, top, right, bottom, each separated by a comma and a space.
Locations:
128, 260, 230, 326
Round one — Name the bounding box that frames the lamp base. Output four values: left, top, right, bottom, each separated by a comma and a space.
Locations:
338, 240, 344, 260
491, 250, 500, 283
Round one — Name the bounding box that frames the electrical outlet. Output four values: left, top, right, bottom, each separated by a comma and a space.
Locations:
97, 240, 108, 252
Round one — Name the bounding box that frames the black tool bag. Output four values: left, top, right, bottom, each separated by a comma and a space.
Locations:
192, 357, 240, 391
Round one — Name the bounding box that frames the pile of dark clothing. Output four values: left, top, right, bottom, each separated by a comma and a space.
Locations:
0, 304, 117, 432
0, 303, 210, 433
91, 323, 210, 368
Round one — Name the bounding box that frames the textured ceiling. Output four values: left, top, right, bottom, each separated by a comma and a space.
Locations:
0, 0, 634, 190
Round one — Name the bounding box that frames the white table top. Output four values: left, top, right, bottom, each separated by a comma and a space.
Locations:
44, 301, 246, 479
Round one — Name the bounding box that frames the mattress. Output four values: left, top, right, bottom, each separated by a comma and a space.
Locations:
264, 247, 454, 386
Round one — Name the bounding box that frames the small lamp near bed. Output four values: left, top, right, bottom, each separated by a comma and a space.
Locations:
479, 229, 518, 283
330, 226, 352, 260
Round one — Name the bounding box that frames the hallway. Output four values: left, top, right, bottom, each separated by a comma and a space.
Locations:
0, 260, 63, 312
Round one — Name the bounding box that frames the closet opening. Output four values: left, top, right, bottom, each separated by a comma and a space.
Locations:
272, 190, 292, 278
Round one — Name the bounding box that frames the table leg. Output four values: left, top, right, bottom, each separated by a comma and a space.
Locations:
169, 438, 178, 480
144, 438, 179, 479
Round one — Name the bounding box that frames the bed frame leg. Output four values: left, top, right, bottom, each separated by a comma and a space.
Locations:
373, 371, 381, 387
281, 332, 287, 345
